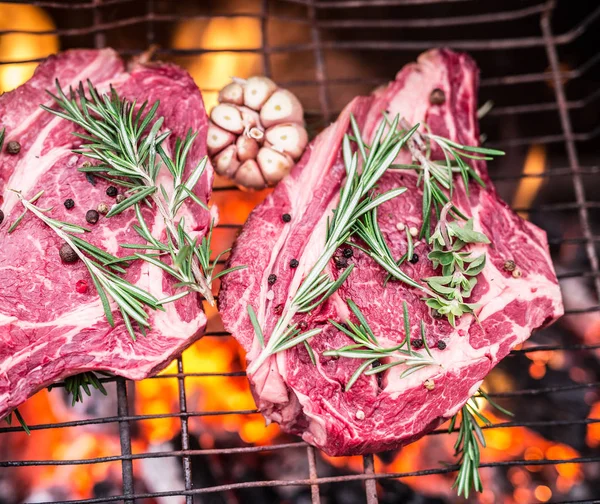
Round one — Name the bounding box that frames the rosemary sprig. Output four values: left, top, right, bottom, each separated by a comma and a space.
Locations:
324, 300, 436, 391
3, 409, 30, 435
42, 80, 231, 305
450, 389, 514, 497
393, 118, 503, 240
11, 190, 162, 340
0, 128, 4, 150
48, 371, 108, 406
246, 115, 418, 375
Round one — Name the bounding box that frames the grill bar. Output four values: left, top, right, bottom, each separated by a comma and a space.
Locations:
21, 456, 600, 504
2, 414, 598, 449
116, 379, 135, 504
177, 358, 193, 504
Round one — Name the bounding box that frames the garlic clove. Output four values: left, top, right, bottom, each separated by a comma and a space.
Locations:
243, 76, 278, 111
257, 147, 294, 185
210, 103, 244, 134
238, 106, 261, 130
235, 159, 267, 190
260, 89, 304, 128
248, 127, 265, 142
213, 144, 240, 177
264, 123, 308, 160
236, 135, 259, 162
218, 82, 244, 105
207, 123, 236, 156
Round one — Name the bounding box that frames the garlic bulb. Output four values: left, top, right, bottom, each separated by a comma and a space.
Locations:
207, 76, 308, 190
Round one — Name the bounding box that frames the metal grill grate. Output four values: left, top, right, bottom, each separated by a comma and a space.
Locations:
1, 0, 600, 503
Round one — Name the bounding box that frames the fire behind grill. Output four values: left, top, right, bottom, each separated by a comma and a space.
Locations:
0, 0, 599, 503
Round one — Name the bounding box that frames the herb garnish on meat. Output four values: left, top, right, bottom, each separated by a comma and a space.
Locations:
246, 115, 419, 375
42, 80, 243, 306
323, 300, 437, 391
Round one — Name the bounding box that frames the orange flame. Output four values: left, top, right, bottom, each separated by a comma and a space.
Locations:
512, 144, 546, 220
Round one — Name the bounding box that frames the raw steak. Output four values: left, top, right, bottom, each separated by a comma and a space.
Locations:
219, 49, 563, 456
0, 49, 213, 419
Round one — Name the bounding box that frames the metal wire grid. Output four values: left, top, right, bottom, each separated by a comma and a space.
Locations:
0, 0, 600, 502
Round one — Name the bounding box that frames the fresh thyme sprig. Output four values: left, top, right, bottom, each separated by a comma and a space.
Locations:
424, 205, 490, 325
11, 190, 162, 340
450, 389, 513, 498
42, 80, 231, 305
246, 115, 418, 375
324, 300, 436, 391
393, 118, 503, 240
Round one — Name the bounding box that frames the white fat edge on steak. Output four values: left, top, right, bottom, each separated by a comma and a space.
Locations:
245, 103, 358, 365
247, 105, 362, 405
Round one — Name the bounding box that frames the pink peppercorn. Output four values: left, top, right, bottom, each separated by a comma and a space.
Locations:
75, 280, 88, 294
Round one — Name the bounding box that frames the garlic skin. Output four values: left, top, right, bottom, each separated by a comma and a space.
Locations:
208, 76, 308, 190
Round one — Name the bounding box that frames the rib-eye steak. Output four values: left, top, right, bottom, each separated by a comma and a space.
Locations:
0, 49, 213, 419
219, 49, 564, 456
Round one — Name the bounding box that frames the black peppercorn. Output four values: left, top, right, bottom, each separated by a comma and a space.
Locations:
85, 209, 99, 224
409, 253, 419, 264
432, 310, 443, 319
437, 340, 447, 350
268, 274, 277, 285
412, 338, 424, 349
342, 248, 353, 258
282, 213, 291, 223
59, 242, 78, 263
334, 257, 348, 270
290, 259, 299, 268
6, 141, 21, 155
64, 199, 75, 210
429, 88, 446, 105
0, 209, 4, 226
106, 186, 118, 197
